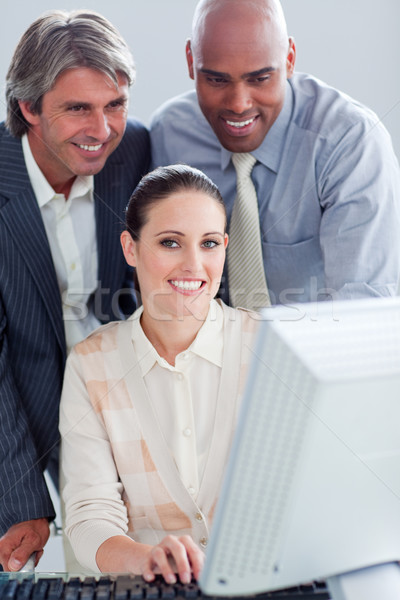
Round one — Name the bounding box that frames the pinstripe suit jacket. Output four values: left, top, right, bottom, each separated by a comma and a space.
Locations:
0, 119, 150, 534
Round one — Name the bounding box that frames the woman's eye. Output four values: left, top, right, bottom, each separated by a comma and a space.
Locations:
202, 240, 219, 248
161, 239, 178, 248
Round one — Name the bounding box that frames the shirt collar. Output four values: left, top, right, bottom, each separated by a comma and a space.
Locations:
221, 79, 293, 173
131, 299, 224, 377
188, 298, 224, 366
22, 133, 94, 207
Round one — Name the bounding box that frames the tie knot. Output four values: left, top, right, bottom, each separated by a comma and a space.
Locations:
231, 153, 257, 178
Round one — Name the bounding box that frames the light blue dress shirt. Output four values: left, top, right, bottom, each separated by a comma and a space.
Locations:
150, 73, 400, 305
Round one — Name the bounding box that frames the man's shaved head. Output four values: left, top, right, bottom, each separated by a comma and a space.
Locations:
191, 0, 289, 55
186, 0, 295, 152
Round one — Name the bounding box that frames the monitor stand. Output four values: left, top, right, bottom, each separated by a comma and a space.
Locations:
327, 562, 400, 600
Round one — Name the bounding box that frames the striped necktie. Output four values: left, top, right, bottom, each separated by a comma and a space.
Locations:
227, 153, 270, 311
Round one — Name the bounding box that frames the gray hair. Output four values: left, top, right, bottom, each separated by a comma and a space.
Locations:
6, 9, 136, 137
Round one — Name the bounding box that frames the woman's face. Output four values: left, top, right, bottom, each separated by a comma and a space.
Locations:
121, 189, 228, 321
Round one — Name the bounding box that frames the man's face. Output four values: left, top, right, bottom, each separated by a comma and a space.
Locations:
187, 7, 295, 153
19, 67, 129, 194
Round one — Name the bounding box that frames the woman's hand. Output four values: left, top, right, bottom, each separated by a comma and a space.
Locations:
141, 535, 205, 584
96, 534, 205, 584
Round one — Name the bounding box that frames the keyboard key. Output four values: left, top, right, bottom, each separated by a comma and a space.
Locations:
3, 580, 18, 600
32, 580, 49, 600
47, 578, 65, 600
145, 585, 159, 599
16, 578, 33, 600
160, 585, 175, 599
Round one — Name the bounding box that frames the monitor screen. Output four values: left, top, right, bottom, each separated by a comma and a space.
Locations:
200, 297, 400, 597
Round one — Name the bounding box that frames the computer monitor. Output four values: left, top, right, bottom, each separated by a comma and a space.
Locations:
200, 297, 400, 600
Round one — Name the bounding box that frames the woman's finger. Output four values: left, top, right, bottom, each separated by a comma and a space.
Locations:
177, 535, 205, 581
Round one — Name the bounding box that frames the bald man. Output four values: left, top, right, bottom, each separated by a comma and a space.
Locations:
150, 0, 400, 307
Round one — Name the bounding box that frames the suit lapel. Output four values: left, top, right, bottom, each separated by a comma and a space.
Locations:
0, 131, 65, 352
94, 162, 127, 308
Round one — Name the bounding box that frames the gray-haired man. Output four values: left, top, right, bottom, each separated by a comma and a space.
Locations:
0, 9, 149, 570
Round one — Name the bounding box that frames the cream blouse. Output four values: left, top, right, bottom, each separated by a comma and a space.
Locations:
60, 299, 259, 572
132, 299, 224, 498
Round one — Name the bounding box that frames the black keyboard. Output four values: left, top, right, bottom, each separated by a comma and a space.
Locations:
0, 574, 331, 600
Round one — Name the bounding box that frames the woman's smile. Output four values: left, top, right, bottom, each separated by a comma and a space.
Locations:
168, 279, 206, 294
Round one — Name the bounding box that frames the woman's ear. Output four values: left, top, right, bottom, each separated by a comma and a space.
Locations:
120, 230, 137, 267
224, 233, 229, 249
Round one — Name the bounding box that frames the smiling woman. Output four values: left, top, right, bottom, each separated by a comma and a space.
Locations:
59, 164, 260, 584
121, 165, 228, 343
122, 189, 227, 334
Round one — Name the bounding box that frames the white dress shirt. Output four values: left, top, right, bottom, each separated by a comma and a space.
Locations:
22, 135, 100, 352
131, 300, 224, 498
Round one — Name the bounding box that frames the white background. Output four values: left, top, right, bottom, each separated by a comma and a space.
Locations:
0, 0, 399, 157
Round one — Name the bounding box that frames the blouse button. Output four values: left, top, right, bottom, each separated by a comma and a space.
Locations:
195, 512, 203, 522
199, 537, 208, 547
183, 428, 192, 437
188, 486, 196, 495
